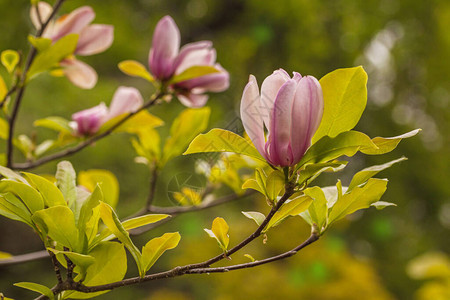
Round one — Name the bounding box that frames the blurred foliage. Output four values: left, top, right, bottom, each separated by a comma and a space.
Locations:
0, 0, 449, 299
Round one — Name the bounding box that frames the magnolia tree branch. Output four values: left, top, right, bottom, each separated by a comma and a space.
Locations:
11, 93, 163, 170
6, 0, 67, 168
33, 186, 300, 299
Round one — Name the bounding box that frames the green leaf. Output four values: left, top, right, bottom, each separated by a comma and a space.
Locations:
77, 185, 103, 239
297, 161, 348, 185
242, 178, 265, 194
47, 248, 95, 273
55, 161, 77, 208
0, 77, 7, 106
0, 193, 33, 225
266, 170, 285, 202
32, 206, 79, 250
28, 35, 52, 52
371, 201, 396, 210
141, 232, 181, 273
0, 179, 44, 213
303, 186, 328, 233
204, 217, 230, 251
34, 116, 72, 134
348, 157, 407, 191
63, 242, 127, 299
78, 170, 119, 208
85, 206, 101, 247
35, 139, 56, 157
360, 129, 421, 155
22, 172, 66, 207
328, 178, 388, 224
0, 165, 29, 184
98, 202, 143, 276
118, 60, 154, 82
27, 34, 78, 80
298, 131, 377, 168
162, 107, 210, 165
1, 50, 20, 73
169, 65, 220, 84
242, 211, 266, 226
264, 195, 313, 232
184, 128, 265, 162
107, 110, 164, 135
14, 282, 54, 300
312, 66, 368, 143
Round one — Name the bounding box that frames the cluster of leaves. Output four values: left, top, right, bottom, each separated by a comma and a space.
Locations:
0, 161, 180, 299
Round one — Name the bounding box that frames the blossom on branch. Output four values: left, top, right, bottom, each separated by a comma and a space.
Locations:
240, 69, 324, 167
30, 2, 114, 89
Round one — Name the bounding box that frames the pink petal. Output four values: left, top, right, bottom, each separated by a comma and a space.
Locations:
291, 76, 324, 163
260, 69, 290, 131
149, 15, 180, 80
30, 2, 53, 30
177, 93, 209, 108
108, 86, 144, 120
71, 103, 108, 136
76, 24, 114, 56
266, 79, 297, 166
60, 58, 97, 89
52, 6, 95, 41
176, 64, 229, 92
174, 45, 216, 75
240, 75, 266, 159
173, 41, 213, 73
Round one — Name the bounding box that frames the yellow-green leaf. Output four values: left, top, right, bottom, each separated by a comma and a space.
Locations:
360, 129, 421, 155
204, 217, 230, 251
28, 35, 52, 52
0, 251, 12, 260
118, 60, 154, 82
266, 170, 285, 202
0, 75, 7, 102
313, 66, 368, 143
242, 211, 265, 226
184, 128, 265, 162
1, 50, 20, 73
0, 179, 44, 213
264, 195, 313, 232
303, 186, 328, 233
78, 169, 119, 208
297, 161, 348, 185
141, 232, 181, 273
170, 65, 220, 84
14, 282, 54, 300
34, 116, 72, 134
22, 172, 66, 207
47, 248, 95, 271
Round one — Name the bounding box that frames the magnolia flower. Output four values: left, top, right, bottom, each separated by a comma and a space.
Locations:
30, 2, 114, 89
71, 87, 143, 136
240, 69, 324, 167
148, 15, 229, 107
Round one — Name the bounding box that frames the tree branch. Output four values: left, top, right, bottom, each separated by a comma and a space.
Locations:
6, 0, 67, 168
48, 250, 63, 284
11, 92, 163, 170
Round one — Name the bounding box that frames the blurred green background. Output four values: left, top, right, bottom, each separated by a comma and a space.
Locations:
1, 0, 449, 299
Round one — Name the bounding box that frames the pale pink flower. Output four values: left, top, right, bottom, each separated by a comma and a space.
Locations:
240, 69, 324, 167
148, 16, 229, 107
30, 2, 114, 89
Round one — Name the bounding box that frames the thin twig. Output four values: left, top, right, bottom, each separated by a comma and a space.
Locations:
11, 93, 163, 170
0, 85, 18, 109
6, 0, 67, 168
48, 250, 63, 284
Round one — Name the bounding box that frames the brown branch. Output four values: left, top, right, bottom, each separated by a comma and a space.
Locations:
48, 250, 63, 284
11, 93, 163, 170
0, 249, 48, 266
0, 85, 18, 109
6, 0, 67, 168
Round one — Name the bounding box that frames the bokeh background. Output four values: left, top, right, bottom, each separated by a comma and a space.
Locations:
1, 0, 449, 299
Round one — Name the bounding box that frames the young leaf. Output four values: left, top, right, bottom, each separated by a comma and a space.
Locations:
348, 157, 407, 191
34, 116, 73, 134
78, 170, 119, 208
32, 206, 79, 250
266, 170, 285, 202
371, 201, 396, 210
63, 242, 127, 300
77, 185, 103, 237
98, 202, 143, 276
1, 50, 20, 73
297, 161, 348, 185
0, 165, 29, 184
55, 161, 77, 208
328, 178, 388, 225
14, 282, 54, 300
264, 195, 314, 232
184, 128, 265, 162
118, 60, 154, 82
28, 36, 52, 52
162, 107, 210, 165
242, 211, 266, 226
0, 79, 7, 108
0, 179, 44, 213
169, 65, 220, 84
27, 34, 79, 80
303, 186, 328, 233
312, 66, 368, 143
47, 248, 95, 271
360, 129, 421, 155
298, 131, 377, 168
0, 193, 33, 225
0, 251, 12, 260
22, 172, 66, 207
204, 217, 230, 251
141, 232, 181, 273
111, 110, 164, 134
242, 178, 265, 194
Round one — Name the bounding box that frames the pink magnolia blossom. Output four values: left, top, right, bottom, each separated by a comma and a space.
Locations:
148, 16, 229, 107
30, 2, 114, 89
240, 69, 324, 167
70, 87, 143, 136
